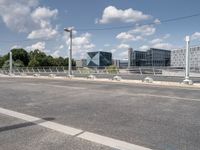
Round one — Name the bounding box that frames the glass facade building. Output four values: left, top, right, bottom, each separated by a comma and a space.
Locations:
131, 48, 171, 67
87, 51, 112, 67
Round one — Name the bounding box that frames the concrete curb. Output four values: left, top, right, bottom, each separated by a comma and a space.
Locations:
1, 75, 200, 89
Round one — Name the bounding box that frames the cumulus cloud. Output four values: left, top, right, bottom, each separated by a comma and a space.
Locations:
31, 7, 58, 21
116, 25, 155, 42
98, 6, 151, 24
26, 42, 46, 51
27, 27, 58, 40
27, 7, 58, 39
64, 32, 95, 58
0, 0, 39, 32
149, 38, 163, 44
117, 43, 130, 49
139, 45, 149, 51
191, 32, 200, 40
139, 34, 173, 50
116, 32, 143, 42
0, 0, 58, 40
152, 43, 173, 49
130, 25, 156, 36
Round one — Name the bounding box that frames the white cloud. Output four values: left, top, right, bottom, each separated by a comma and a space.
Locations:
152, 43, 173, 49
59, 45, 64, 49
27, 7, 58, 40
116, 32, 143, 41
163, 34, 170, 39
116, 24, 155, 43
31, 7, 58, 21
117, 43, 130, 49
191, 32, 200, 40
154, 18, 161, 24
0, 0, 39, 32
0, 1, 59, 40
149, 38, 163, 44
51, 50, 60, 58
110, 49, 117, 53
27, 27, 58, 39
118, 51, 128, 59
64, 32, 95, 59
130, 25, 156, 36
99, 6, 151, 24
26, 42, 46, 51
139, 45, 149, 51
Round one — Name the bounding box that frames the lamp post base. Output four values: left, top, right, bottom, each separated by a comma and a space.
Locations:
67, 75, 74, 79
182, 79, 193, 85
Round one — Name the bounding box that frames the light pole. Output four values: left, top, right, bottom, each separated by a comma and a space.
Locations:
183, 36, 193, 84
9, 51, 12, 75
64, 28, 73, 77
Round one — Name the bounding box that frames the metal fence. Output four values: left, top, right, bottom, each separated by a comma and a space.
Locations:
1, 66, 200, 77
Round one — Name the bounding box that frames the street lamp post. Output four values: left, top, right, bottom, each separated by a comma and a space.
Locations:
64, 28, 73, 77
183, 36, 193, 84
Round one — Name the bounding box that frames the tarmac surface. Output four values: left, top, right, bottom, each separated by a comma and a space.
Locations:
0, 77, 200, 150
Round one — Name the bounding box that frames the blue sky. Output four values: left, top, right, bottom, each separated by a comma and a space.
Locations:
0, 0, 200, 59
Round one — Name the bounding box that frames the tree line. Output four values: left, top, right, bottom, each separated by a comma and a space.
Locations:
0, 49, 76, 68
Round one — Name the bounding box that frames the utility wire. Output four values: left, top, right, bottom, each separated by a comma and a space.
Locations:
76, 12, 200, 31
1, 12, 200, 43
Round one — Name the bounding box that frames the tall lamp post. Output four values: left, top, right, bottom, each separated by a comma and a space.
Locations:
64, 28, 73, 77
183, 36, 193, 84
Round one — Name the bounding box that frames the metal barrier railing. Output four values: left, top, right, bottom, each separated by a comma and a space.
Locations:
1, 66, 200, 77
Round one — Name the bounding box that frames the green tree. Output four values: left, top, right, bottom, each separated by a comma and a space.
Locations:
11, 48, 29, 66
28, 59, 40, 67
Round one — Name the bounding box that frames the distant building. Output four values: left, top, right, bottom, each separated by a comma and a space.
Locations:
87, 51, 112, 67
129, 48, 171, 67
112, 59, 120, 68
171, 46, 200, 68
119, 59, 128, 68
76, 59, 87, 68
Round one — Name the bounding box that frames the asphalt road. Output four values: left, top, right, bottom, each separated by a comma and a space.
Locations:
0, 77, 200, 150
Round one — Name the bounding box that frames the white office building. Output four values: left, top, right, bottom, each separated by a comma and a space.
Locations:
171, 46, 200, 68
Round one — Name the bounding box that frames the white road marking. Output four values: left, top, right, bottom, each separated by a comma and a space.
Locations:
78, 132, 151, 150
0, 107, 152, 150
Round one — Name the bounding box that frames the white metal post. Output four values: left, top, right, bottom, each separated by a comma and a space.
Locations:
183, 36, 193, 84
9, 52, 12, 75
185, 36, 190, 80
69, 30, 72, 76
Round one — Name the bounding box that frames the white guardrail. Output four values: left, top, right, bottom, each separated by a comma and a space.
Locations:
0, 66, 200, 77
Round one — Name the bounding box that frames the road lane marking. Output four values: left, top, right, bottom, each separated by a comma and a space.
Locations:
78, 132, 151, 150
0, 107, 152, 150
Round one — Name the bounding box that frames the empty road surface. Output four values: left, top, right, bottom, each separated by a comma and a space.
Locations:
0, 77, 200, 150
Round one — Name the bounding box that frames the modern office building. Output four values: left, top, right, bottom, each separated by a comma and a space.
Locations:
132, 50, 147, 66
87, 51, 112, 67
146, 48, 171, 66
76, 59, 87, 68
129, 48, 171, 67
171, 46, 200, 68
